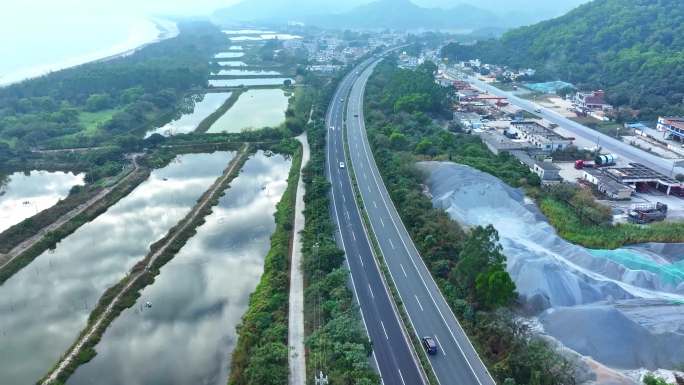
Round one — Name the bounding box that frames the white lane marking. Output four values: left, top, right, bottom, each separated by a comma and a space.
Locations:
379, 218, 385, 227
342, 194, 346, 202
434, 335, 447, 357
400, 264, 407, 278
380, 321, 389, 340
352, 231, 357, 241
367, 185, 371, 193
353, 70, 487, 385
364, 172, 368, 180
358, 253, 364, 267
415, 295, 424, 312
368, 284, 374, 298
345, 209, 350, 220
330, 64, 432, 385
389, 239, 395, 250
373, 201, 377, 208
398, 369, 407, 385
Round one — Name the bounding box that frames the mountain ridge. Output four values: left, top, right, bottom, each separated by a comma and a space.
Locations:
213, 0, 505, 31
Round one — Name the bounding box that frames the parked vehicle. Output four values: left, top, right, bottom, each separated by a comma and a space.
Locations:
628, 203, 668, 224
574, 160, 595, 169
595, 154, 618, 166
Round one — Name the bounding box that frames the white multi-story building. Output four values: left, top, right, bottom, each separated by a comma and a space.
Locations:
657, 116, 684, 142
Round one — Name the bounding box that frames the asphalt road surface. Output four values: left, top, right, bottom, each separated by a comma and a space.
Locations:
326, 57, 426, 385
465, 75, 683, 176
327, 56, 497, 385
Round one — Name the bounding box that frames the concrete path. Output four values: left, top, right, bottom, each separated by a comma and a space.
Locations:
289, 133, 309, 385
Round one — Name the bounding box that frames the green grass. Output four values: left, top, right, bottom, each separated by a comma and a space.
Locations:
0, 136, 18, 149
539, 196, 684, 249
490, 81, 518, 91
77, 109, 121, 135
570, 116, 625, 138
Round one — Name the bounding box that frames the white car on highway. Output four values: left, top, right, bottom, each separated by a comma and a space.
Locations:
339, 162, 345, 169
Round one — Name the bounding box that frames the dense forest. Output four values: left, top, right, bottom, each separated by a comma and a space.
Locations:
364, 58, 575, 384
0, 22, 225, 152
442, 0, 684, 119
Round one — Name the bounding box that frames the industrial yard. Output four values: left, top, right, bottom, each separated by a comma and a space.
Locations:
437, 63, 684, 225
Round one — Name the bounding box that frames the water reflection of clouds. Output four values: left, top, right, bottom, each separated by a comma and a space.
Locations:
68, 152, 291, 385
0, 171, 84, 232
208, 90, 289, 134
146, 93, 232, 138
0, 151, 234, 385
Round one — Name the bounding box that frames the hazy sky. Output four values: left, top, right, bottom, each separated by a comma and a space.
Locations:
4, 0, 241, 17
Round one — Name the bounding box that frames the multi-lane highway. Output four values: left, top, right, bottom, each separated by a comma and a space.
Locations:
326, 58, 426, 385
327, 57, 496, 384
460, 73, 684, 176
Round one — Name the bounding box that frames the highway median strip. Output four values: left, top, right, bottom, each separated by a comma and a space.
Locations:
341, 117, 439, 385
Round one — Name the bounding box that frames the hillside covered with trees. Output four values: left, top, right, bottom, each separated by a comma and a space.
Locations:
442, 0, 684, 118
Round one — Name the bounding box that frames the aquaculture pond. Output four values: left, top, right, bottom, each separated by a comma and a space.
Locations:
208, 77, 293, 87
0, 170, 84, 233
214, 52, 244, 59
216, 61, 248, 67
0, 152, 235, 385
207, 89, 289, 134
145, 93, 232, 137
67, 151, 291, 385
210, 69, 282, 76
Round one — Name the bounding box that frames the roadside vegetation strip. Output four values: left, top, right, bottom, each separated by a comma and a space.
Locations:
228, 139, 302, 385
301, 110, 380, 384
0, 164, 149, 285
39, 144, 251, 385
194, 88, 247, 133
342, 118, 438, 385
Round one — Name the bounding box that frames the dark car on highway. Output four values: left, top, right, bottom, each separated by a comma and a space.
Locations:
422, 336, 438, 355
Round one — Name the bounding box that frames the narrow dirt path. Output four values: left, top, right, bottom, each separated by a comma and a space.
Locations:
41, 145, 249, 384
289, 133, 309, 385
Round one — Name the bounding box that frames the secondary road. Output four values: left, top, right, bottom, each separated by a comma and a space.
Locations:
326, 58, 427, 385
288, 134, 309, 385
460, 73, 683, 176
343, 63, 497, 385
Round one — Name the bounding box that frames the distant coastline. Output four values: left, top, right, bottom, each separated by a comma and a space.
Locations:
0, 18, 178, 88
